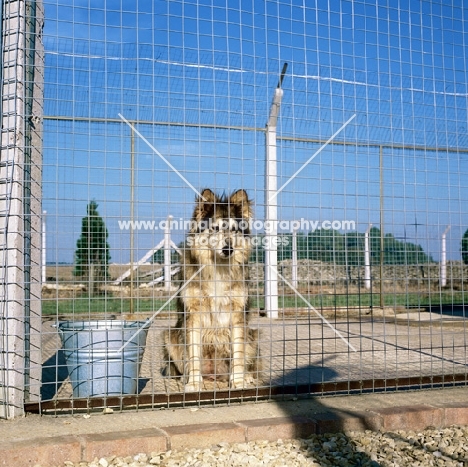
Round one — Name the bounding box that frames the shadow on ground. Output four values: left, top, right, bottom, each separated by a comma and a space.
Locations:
428, 304, 468, 318
272, 363, 380, 466
41, 350, 69, 400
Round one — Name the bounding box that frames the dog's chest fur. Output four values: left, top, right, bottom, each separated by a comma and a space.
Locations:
203, 268, 246, 327
205, 281, 229, 320
182, 264, 247, 329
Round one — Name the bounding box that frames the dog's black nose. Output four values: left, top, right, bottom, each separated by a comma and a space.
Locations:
222, 242, 234, 256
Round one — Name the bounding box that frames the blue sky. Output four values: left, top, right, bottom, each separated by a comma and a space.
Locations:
42, 0, 468, 263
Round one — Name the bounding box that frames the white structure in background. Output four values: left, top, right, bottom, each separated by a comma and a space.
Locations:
164, 215, 173, 290
364, 224, 372, 290
113, 215, 180, 288
440, 225, 451, 288
42, 211, 46, 283
291, 224, 298, 288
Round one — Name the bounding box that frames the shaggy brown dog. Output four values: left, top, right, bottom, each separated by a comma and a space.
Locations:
162, 189, 260, 392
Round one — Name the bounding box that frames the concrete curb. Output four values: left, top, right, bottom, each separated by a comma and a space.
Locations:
2, 402, 468, 466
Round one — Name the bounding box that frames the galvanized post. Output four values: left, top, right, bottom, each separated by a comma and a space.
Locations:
379, 145, 384, 309
265, 63, 287, 320
130, 126, 135, 314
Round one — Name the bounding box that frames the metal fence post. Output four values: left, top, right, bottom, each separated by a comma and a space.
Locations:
264, 87, 283, 320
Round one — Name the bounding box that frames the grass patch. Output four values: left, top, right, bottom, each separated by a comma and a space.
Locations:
277, 291, 466, 309
42, 291, 465, 317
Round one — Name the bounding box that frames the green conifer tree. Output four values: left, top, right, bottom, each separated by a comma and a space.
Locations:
73, 200, 111, 295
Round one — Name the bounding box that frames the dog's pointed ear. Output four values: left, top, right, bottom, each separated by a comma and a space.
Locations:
192, 188, 216, 222
229, 189, 252, 219
198, 188, 216, 204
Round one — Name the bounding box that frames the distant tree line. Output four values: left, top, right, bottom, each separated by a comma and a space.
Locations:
463, 228, 468, 265
250, 227, 435, 265
150, 226, 468, 266
71, 205, 468, 284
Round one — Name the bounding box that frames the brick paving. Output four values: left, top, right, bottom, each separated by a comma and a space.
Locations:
3, 394, 468, 466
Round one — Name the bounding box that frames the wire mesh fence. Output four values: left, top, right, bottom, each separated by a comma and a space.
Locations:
1, 0, 468, 416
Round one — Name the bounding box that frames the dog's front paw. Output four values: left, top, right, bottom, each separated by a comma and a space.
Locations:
230, 374, 254, 389
184, 380, 202, 392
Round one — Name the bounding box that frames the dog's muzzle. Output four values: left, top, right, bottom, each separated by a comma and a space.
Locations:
221, 240, 234, 257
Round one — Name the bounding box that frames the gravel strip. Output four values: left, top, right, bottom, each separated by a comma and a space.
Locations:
52, 425, 468, 467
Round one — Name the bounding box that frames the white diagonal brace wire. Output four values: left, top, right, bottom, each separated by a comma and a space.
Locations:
269, 114, 356, 202
271, 266, 357, 352
118, 113, 206, 201
114, 265, 206, 353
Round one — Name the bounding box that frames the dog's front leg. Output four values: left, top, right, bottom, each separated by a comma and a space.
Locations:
185, 325, 203, 392
230, 325, 250, 389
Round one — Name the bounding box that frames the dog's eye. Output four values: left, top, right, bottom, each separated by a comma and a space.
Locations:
231, 225, 238, 232
213, 225, 219, 232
